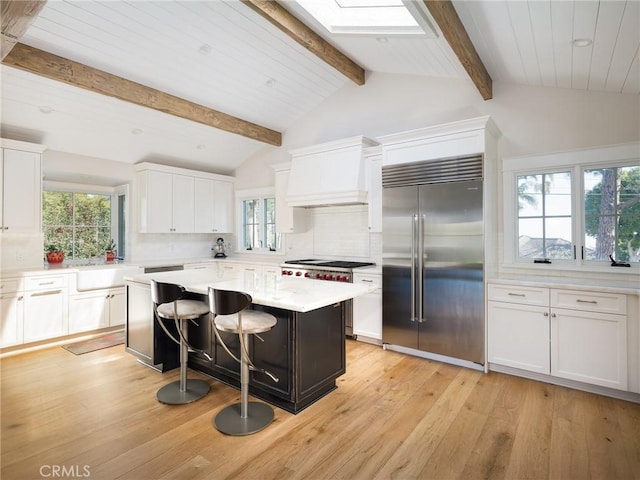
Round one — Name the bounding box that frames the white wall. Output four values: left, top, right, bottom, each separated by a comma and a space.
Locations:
235, 72, 640, 189
234, 72, 639, 262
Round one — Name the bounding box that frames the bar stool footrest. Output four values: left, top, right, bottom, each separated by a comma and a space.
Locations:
214, 402, 274, 436
156, 379, 210, 405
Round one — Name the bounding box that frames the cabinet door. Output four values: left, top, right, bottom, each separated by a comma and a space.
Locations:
23, 289, 67, 342
0, 292, 24, 347
144, 170, 173, 233
488, 301, 550, 374
171, 174, 194, 233
353, 274, 382, 340
69, 292, 109, 334
2, 149, 41, 233
367, 155, 382, 233
194, 177, 214, 233
108, 289, 126, 327
212, 180, 233, 233
551, 308, 627, 390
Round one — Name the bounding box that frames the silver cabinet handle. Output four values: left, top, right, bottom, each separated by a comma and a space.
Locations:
31, 290, 61, 297
361, 279, 374, 283
543, 312, 549, 316
508, 293, 526, 297
576, 299, 597, 304
38, 281, 55, 286
551, 313, 557, 318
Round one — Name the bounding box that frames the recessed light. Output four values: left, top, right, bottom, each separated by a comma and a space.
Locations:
198, 44, 212, 55
39, 105, 53, 114
571, 38, 592, 48
196, 144, 206, 150
376, 37, 389, 43
266, 78, 276, 87
131, 128, 143, 135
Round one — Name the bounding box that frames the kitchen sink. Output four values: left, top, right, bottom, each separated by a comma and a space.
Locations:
76, 265, 141, 291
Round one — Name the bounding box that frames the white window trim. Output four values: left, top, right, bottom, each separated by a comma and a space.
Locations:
235, 187, 282, 254
501, 142, 640, 277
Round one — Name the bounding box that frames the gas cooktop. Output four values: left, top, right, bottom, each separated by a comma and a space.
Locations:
284, 259, 375, 269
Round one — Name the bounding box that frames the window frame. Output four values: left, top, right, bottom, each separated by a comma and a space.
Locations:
502, 143, 639, 275
43, 181, 126, 261
235, 187, 282, 254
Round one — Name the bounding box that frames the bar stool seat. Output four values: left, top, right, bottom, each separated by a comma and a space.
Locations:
208, 287, 278, 436
151, 280, 211, 405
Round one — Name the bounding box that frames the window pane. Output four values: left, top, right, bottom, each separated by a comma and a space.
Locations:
517, 171, 572, 260
517, 174, 543, 217
43, 191, 73, 226
44, 226, 72, 257
584, 166, 640, 262
74, 193, 111, 226
544, 172, 572, 216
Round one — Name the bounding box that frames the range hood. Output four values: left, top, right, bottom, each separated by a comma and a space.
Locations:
287, 136, 379, 207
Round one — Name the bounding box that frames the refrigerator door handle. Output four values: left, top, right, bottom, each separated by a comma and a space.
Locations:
410, 214, 417, 322
418, 214, 425, 323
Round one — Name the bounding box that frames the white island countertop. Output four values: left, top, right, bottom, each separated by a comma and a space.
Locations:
125, 269, 373, 313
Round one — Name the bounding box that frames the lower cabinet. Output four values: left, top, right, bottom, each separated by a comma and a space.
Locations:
488, 283, 629, 391
0, 286, 24, 347
353, 272, 382, 341
23, 287, 68, 343
189, 301, 345, 413
69, 288, 126, 334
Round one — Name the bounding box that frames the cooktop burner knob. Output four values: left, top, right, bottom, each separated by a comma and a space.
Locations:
295, 271, 302, 276
304, 272, 310, 278
316, 273, 322, 279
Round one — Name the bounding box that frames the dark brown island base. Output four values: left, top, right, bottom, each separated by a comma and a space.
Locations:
124, 269, 371, 414
188, 302, 345, 414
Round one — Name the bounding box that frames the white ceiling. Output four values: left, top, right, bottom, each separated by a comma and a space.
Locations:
1, 0, 638, 183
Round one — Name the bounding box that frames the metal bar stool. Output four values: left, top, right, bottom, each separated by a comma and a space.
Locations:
208, 287, 279, 435
151, 279, 211, 405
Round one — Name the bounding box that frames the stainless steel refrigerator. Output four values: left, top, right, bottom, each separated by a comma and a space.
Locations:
382, 155, 484, 365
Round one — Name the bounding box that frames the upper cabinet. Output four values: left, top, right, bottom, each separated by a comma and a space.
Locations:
135, 162, 234, 234
287, 136, 378, 207
194, 177, 233, 234
271, 162, 307, 234
1, 139, 46, 234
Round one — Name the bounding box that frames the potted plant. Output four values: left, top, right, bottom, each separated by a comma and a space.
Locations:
105, 239, 117, 262
45, 244, 65, 264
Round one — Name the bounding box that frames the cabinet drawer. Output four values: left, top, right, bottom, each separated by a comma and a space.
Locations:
353, 274, 381, 289
0, 278, 21, 294
551, 289, 626, 315
487, 284, 548, 306
24, 275, 67, 291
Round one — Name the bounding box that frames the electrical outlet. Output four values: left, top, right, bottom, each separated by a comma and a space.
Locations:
16, 249, 25, 262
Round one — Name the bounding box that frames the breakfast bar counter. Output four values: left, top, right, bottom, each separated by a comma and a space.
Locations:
124, 269, 372, 413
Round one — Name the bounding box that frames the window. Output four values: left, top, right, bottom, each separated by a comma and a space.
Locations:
43, 190, 113, 260
584, 166, 640, 263
504, 143, 639, 270
240, 195, 279, 251
517, 171, 572, 260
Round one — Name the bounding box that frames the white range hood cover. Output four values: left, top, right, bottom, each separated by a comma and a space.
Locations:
287, 136, 378, 207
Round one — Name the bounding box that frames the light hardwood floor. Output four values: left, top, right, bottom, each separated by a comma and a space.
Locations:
2, 339, 639, 480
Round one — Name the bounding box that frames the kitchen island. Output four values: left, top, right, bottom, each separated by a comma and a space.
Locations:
124, 269, 372, 413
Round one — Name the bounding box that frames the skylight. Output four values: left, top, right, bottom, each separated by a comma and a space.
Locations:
295, 0, 437, 37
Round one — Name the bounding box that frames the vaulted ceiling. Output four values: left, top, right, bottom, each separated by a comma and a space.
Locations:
1, 1, 638, 180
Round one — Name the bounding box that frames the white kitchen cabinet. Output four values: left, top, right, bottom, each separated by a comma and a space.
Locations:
68, 287, 126, 334
366, 149, 382, 233
0, 277, 24, 347
23, 274, 68, 343
136, 163, 234, 235
1, 140, 45, 234
137, 169, 194, 233
550, 289, 627, 390
272, 162, 307, 233
353, 273, 382, 342
488, 282, 629, 391
137, 169, 174, 233
194, 177, 233, 234
488, 302, 550, 374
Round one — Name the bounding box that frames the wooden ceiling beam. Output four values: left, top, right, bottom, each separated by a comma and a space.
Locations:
241, 0, 366, 86
1, 0, 47, 60
423, 0, 492, 100
2, 43, 282, 146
